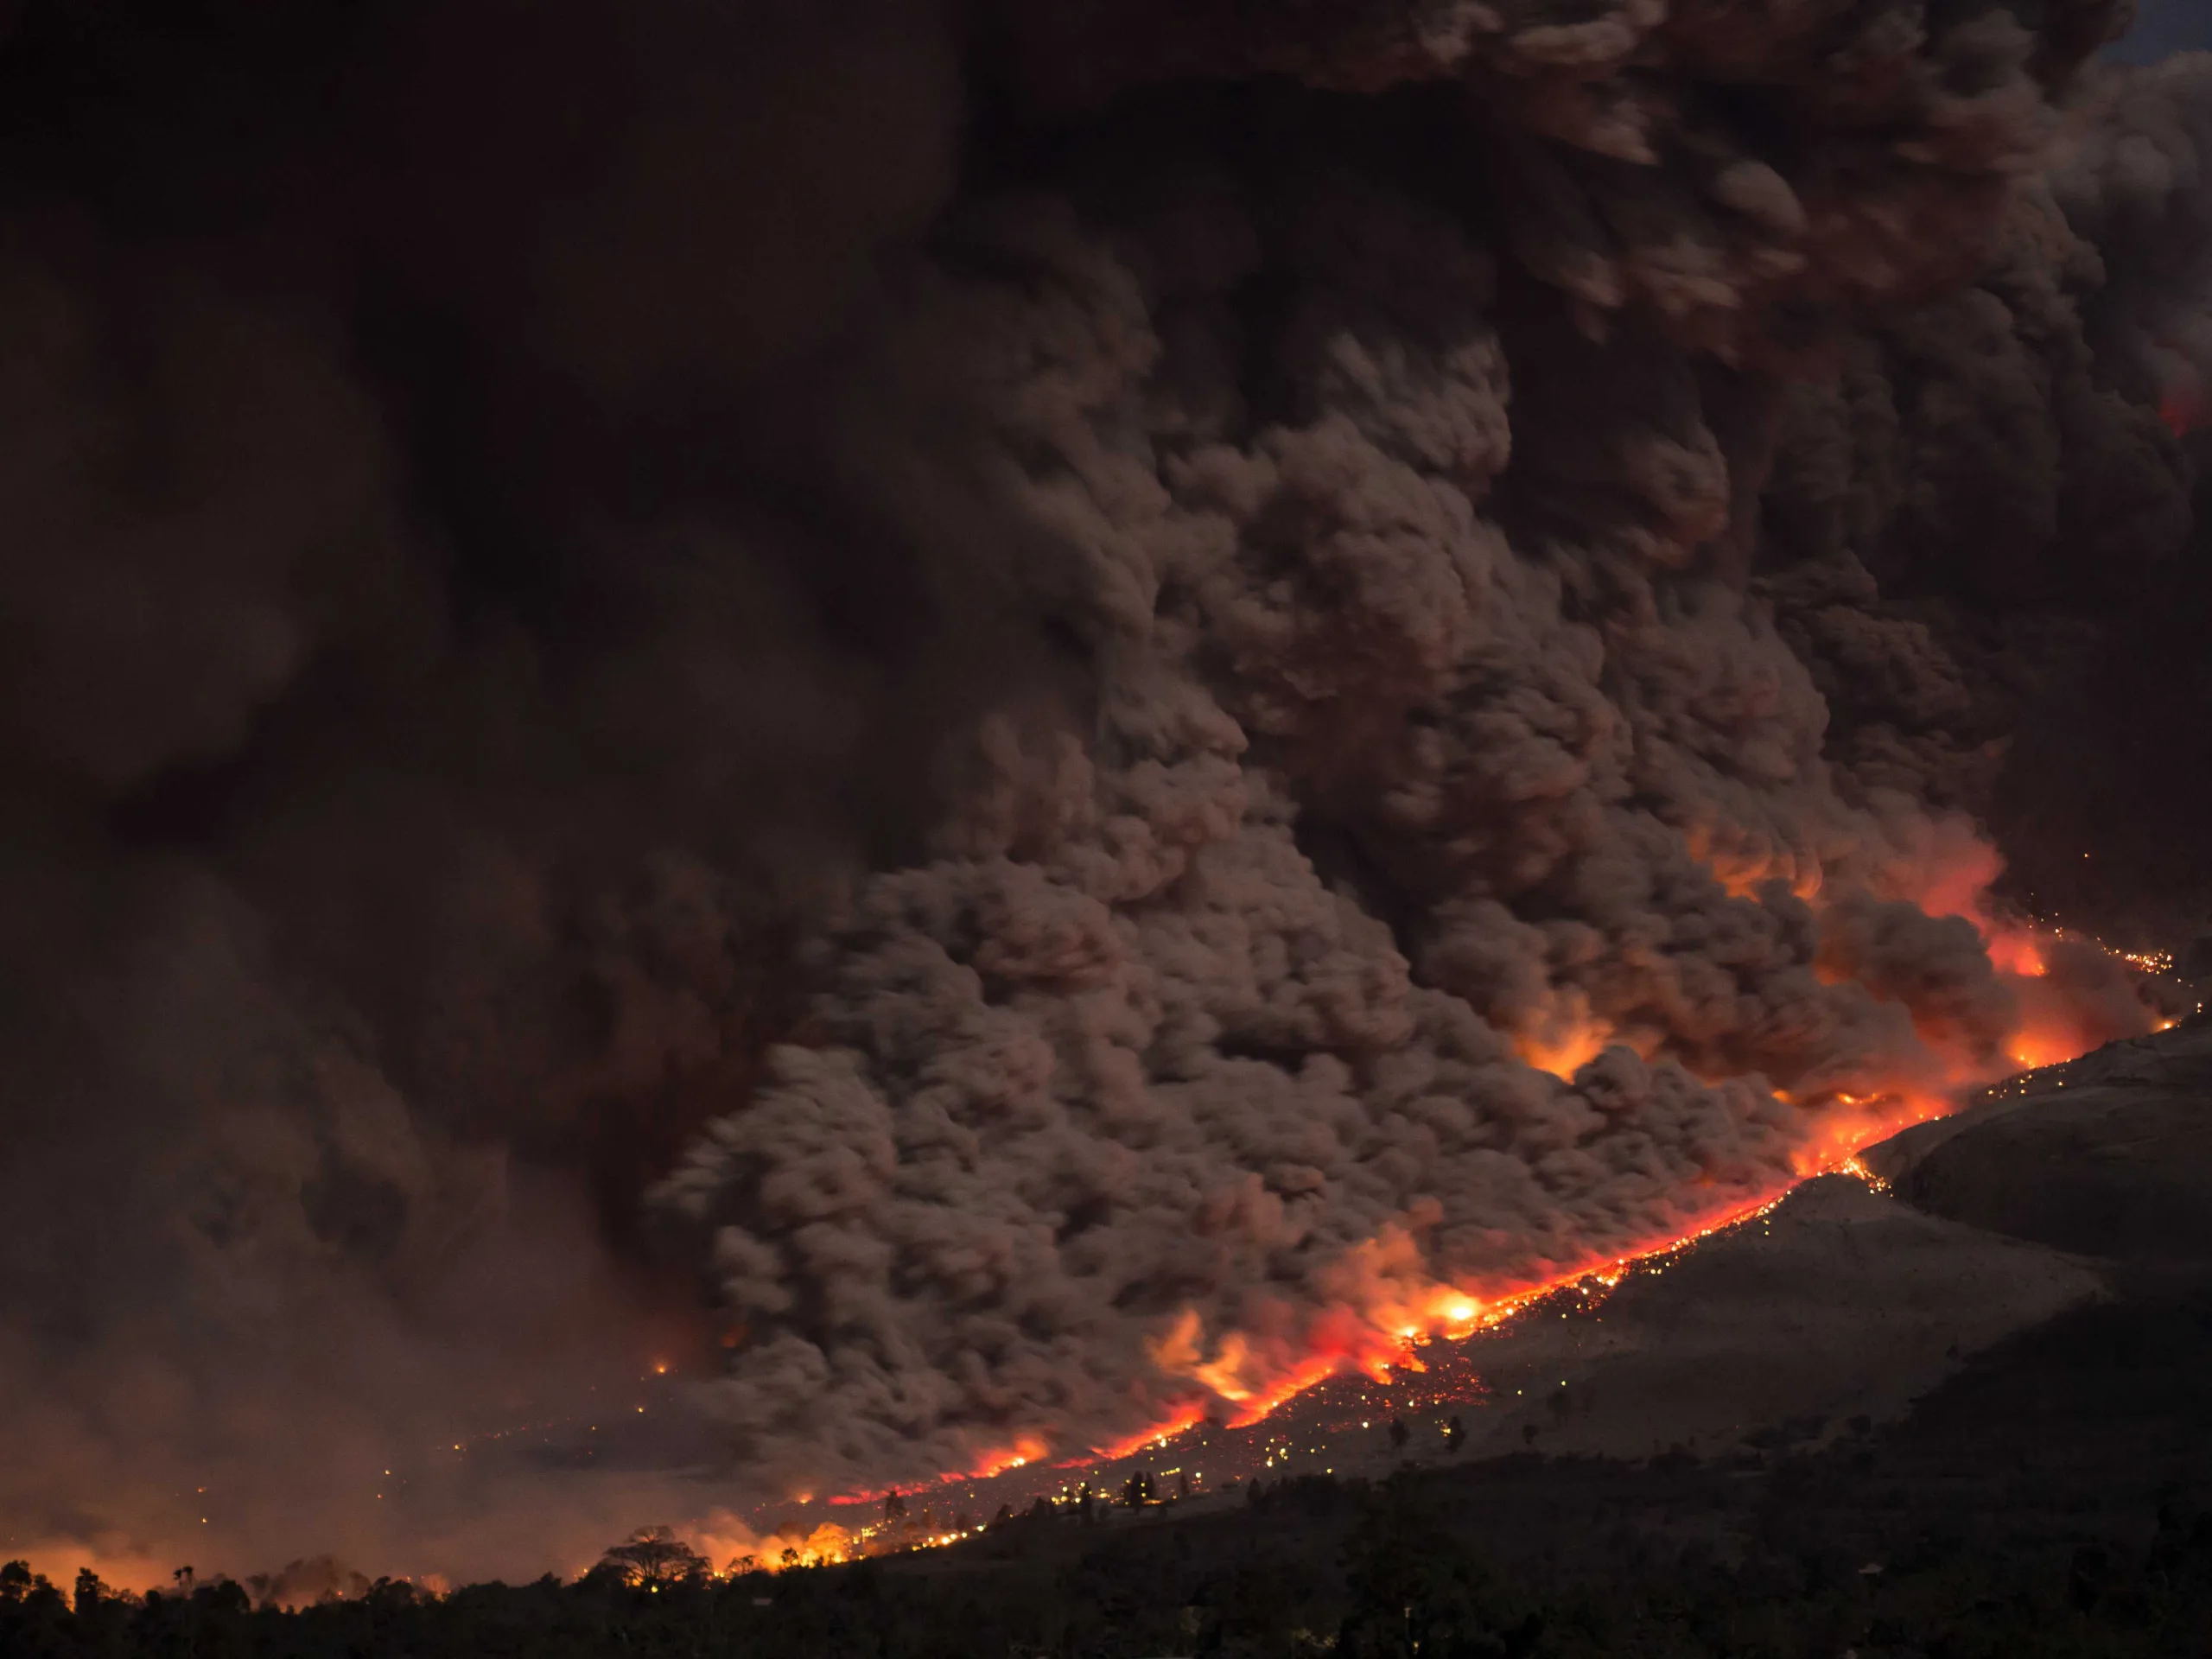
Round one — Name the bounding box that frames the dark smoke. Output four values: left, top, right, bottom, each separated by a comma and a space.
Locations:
0, 0, 2201, 1573
0, 0, 978, 1580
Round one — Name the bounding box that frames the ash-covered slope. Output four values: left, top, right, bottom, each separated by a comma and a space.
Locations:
1421, 1173, 2103, 1463
1175, 1021, 2212, 1481
1869, 1014, 2212, 1262
1445, 1017, 2212, 1465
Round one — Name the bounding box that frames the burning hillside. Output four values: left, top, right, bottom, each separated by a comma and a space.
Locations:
0, 0, 2205, 1587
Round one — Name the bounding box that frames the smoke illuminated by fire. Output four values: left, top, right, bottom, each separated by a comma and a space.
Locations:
639, 813, 2173, 1564
772, 832, 2167, 1538
2159, 369, 2207, 436
1510, 990, 1620, 1081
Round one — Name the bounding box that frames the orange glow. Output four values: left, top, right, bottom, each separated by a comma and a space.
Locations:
1836, 1154, 1890, 1193
1682, 824, 1826, 901
1130, 1185, 1814, 1457
1226, 1357, 1352, 1428
2006, 1026, 2078, 1070
1875, 824, 2003, 925
967, 1435, 1049, 1479
1510, 990, 1615, 1080
686, 1511, 862, 1574
1122, 830, 2162, 1486
823, 1433, 1050, 1510
1088, 1401, 1211, 1462
2161, 375, 2205, 437
1516, 1019, 1610, 1081
1985, 928, 2047, 978
766, 1522, 861, 1569
1877, 828, 2162, 1085
790, 821, 2169, 1556
4, 1541, 193, 1599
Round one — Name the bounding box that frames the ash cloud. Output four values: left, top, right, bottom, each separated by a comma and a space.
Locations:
655, 5, 2205, 1491
0, 0, 978, 1581
0, 0, 2202, 1570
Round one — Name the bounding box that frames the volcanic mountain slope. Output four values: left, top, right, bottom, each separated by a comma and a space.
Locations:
1869, 1013, 2212, 1263
1387, 1173, 2104, 1466
1147, 1016, 2212, 1496
1344, 1016, 2212, 1471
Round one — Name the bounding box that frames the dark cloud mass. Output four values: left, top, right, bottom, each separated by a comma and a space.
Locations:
0, 0, 2203, 1577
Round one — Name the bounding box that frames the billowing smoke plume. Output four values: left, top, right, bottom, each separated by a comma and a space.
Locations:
0, 0, 2201, 1572
0, 0, 977, 1580
2056, 54, 2212, 429
648, 2, 2203, 1490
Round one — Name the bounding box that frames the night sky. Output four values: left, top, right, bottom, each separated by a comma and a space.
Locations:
2112, 0, 2212, 61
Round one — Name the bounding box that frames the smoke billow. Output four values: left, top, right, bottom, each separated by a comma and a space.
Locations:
0, 0, 976, 1580
0, 0, 2202, 1572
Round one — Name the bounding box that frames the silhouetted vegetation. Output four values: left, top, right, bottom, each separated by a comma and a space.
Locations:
11, 1279, 2212, 1656
595, 1526, 710, 1589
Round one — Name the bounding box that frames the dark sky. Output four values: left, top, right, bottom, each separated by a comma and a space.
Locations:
2110, 0, 2212, 62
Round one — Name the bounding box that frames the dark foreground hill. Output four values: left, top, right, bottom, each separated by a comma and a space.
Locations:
1871, 1016, 2212, 1267
11, 1270, 2212, 1658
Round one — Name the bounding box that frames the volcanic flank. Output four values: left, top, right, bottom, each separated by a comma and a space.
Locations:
0, 0, 2206, 1587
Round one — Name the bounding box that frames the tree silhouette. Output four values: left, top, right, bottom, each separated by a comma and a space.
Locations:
1122, 1468, 1158, 1507
1337, 1489, 1543, 1659
1388, 1417, 1409, 1452
1445, 1414, 1465, 1453
597, 1526, 709, 1589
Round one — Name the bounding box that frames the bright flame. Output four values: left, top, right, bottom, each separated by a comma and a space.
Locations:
684, 1512, 863, 1575
1510, 989, 1614, 1080
1089, 1401, 1210, 1461
968, 1435, 1049, 1479
823, 1433, 1052, 1509
2006, 1025, 2079, 1070
1682, 823, 1827, 901
1878, 826, 2163, 1086
1143, 1186, 1808, 1444
1837, 1153, 1891, 1194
